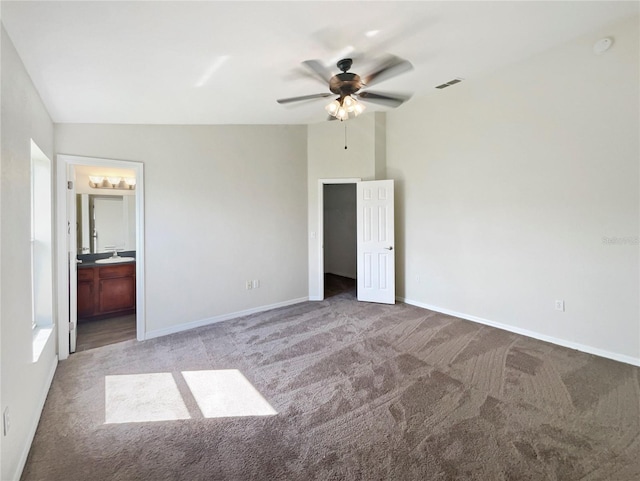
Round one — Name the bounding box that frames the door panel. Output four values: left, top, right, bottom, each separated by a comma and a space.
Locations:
357, 180, 395, 304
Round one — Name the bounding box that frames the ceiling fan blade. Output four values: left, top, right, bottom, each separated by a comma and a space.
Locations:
301, 59, 333, 84
356, 90, 412, 108
277, 93, 333, 104
362, 55, 413, 87
284, 66, 329, 87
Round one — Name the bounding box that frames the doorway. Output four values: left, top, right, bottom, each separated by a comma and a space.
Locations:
74, 167, 138, 351
56, 155, 145, 360
313, 178, 396, 304
323, 183, 357, 298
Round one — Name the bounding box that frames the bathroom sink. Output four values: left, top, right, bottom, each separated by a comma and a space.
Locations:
95, 257, 135, 264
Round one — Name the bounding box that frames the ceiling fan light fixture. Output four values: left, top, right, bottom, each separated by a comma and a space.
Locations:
325, 99, 340, 115
343, 95, 356, 112
336, 106, 348, 121
326, 95, 364, 120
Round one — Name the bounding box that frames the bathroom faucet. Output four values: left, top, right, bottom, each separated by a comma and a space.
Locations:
104, 246, 123, 258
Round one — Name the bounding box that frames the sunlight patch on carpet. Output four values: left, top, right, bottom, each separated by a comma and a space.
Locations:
104, 373, 190, 424
182, 369, 278, 418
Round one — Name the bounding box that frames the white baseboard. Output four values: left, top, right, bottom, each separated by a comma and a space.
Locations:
14, 355, 58, 481
144, 297, 309, 340
398, 297, 640, 367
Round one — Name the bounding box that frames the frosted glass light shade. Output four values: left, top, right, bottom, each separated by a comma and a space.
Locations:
326, 95, 364, 120
336, 107, 348, 121
124, 177, 136, 186
107, 176, 121, 186
343, 95, 356, 112
89, 175, 104, 185
325, 100, 340, 115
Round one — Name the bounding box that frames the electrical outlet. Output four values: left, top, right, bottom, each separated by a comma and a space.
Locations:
252, 280, 260, 289
3, 407, 10, 436
555, 300, 565, 312
245, 281, 252, 290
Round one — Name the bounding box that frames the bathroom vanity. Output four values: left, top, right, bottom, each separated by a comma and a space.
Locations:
77, 262, 136, 319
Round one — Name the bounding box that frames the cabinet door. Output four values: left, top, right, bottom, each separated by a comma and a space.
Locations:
77, 280, 95, 319
99, 276, 135, 313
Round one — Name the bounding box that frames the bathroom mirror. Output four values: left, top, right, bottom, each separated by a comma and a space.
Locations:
76, 194, 136, 254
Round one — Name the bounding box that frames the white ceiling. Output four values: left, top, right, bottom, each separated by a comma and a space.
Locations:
2, 1, 638, 125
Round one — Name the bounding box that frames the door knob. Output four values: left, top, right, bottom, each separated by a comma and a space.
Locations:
384, 246, 393, 250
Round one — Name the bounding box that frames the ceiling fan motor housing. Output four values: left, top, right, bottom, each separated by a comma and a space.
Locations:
330, 72, 363, 96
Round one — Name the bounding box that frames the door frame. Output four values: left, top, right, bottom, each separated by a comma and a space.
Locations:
314, 178, 361, 301
56, 154, 145, 360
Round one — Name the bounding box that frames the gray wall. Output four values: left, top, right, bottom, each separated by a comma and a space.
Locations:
56, 123, 308, 336
1, 26, 57, 480
387, 15, 639, 363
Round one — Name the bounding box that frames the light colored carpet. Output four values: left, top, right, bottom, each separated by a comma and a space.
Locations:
22, 291, 640, 480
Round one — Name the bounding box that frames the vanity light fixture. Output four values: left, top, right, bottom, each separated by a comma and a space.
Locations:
88, 175, 105, 188
107, 176, 122, 187
89, 175, 135, 190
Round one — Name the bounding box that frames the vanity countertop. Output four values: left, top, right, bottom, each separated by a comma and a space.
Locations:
77, 251, 136, 268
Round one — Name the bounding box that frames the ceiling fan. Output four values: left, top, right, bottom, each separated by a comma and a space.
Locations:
277, 55, 413, 121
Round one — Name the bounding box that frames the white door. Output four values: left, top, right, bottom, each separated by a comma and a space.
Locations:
68, 167, 78, 352
357, 180, 395, 304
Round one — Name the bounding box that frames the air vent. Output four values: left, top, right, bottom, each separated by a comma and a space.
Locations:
435, 78, 464, 89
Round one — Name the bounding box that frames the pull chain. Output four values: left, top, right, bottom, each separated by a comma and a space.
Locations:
344, 123, 348, 150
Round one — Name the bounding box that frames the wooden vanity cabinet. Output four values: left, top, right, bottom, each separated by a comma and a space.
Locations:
77, 263, 136, 319
77, 268, 96, 318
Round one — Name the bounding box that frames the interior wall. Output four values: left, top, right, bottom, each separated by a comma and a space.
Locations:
323, 184, 357, 279
55, 123, 308, 336
307, 113, 381, 299
386, 16, 640, 364
1, 26, 57, 481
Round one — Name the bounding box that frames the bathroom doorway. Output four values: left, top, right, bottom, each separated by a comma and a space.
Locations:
56, 155, 145, 360
74, 166, 138, 351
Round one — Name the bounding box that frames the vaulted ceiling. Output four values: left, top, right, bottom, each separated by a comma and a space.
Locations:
2, 1, 637, 125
